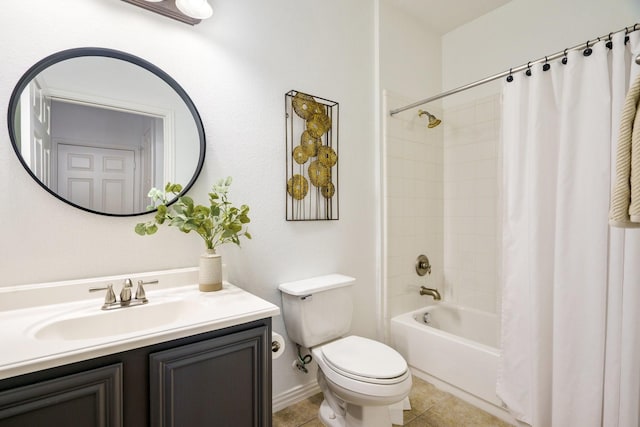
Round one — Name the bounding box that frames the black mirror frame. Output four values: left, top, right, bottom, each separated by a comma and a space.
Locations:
7, 47, 206, 217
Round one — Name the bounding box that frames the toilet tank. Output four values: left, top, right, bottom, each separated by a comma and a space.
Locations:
278, 274, 355, 348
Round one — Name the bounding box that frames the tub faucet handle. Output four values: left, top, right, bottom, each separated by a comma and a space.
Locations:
416, 254, 431, 276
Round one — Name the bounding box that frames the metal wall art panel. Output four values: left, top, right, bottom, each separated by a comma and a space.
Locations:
285, 90, 339, 221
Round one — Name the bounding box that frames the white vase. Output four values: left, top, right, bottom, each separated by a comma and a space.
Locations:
199, 249, 222, 292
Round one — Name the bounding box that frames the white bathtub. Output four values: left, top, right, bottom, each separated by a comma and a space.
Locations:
391, 303, 514, 424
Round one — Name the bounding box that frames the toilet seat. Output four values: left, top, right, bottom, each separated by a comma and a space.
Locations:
319, 336, 408, 385
312, 335, 412, 403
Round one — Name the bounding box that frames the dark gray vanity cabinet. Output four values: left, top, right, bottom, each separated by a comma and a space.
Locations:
0, 318, 272, 427
150, 326, 270, 427
0, 364, 122, 427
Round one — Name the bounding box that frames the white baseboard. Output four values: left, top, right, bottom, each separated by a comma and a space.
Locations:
272, 380, 322, 413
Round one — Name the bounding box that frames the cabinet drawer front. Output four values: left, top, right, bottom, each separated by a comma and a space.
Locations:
150, 325, 271, 427
0, 363, 123, 427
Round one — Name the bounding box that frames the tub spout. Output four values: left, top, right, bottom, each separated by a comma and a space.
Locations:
419, 286, 441, 301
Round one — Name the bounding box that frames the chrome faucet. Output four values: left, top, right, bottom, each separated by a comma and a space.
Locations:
120, 278, 133, 305
89, 279, 158, 310
420, 286, 441, 301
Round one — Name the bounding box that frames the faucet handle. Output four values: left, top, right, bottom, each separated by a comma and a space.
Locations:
89, 284, 117, 307
135, 280, 158, 302
415, 254, 432, 276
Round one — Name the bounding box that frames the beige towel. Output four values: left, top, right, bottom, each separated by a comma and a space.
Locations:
609, 74, 640, 228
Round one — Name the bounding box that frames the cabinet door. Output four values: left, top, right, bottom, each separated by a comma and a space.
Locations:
150, 326, 271, 427
0, 363, 122, 427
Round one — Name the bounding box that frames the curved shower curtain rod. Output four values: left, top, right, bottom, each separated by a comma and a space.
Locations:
389, 23, 640, 116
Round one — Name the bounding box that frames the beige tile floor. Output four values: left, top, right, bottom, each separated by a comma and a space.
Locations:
273, 376, 512, 427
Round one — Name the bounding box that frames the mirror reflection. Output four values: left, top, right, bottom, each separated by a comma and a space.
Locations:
8, 48, 205, 216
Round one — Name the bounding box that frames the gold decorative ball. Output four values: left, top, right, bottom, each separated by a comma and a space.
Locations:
292, 145, 309, 164
308, 160, 331, 187
311, 102, 326, 115
300, 130, 321, 157
317, 145, 337, 167
292, 92, 319, 120
287, 174, 309, 200
321, 182, 335, 199
306, 113, 331, 138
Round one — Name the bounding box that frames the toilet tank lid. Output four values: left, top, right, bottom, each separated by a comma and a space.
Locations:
278, 274, 355, 296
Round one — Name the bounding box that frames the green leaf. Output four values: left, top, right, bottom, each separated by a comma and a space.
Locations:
134, 223, 147, 235
135, 177, 252, 250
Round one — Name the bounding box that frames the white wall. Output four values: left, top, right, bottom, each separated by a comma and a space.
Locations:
443, 0, 640, 91
379, 0, 441, 100
0, 0, 376, 398
442, 94, 501, 312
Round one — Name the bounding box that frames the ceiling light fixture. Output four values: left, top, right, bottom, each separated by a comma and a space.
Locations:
122, 0, 212, 25
175, 0, 213, 19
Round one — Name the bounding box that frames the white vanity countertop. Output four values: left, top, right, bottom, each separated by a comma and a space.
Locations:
0, 268, 280, 380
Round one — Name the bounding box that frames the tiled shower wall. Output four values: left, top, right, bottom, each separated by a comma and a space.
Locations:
384, 91, 444, 323
383, 91, 501, 327
443, 94, 501, 313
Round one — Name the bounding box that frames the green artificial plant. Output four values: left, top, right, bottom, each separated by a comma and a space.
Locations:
135, 177, 251, 251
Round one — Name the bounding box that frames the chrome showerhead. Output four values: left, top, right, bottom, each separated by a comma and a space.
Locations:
418, 109, 442, 128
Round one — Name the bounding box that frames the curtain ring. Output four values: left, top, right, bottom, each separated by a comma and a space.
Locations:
525, 61, 532, 76
606, 32, 613, 49
583, 40, 593, 56
543, 56, 551, 71
562, 48, 568, 65
626, 27, 631, 45
506, 68, 514, 82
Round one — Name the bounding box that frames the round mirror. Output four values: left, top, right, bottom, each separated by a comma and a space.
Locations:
7, 47, 205, 216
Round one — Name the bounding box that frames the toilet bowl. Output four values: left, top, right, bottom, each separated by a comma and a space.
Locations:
278, 275, 412, 427
312, 336, 412, 427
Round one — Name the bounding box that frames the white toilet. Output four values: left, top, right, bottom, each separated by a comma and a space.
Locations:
279, 274, 412, 427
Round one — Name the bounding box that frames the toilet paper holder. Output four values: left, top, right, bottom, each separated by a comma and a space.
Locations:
271, 332, 286, 359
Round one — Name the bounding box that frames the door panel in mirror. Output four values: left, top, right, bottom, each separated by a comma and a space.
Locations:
8, 47, 205, 216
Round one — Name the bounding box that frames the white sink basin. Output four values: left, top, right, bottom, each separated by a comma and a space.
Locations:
32, 298, 206, 341
0, 268, 280, 380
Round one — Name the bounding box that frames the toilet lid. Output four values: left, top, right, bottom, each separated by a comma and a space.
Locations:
320, 336, 407, 380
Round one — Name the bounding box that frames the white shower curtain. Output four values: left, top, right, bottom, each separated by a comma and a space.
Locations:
497, 30, 640, 427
